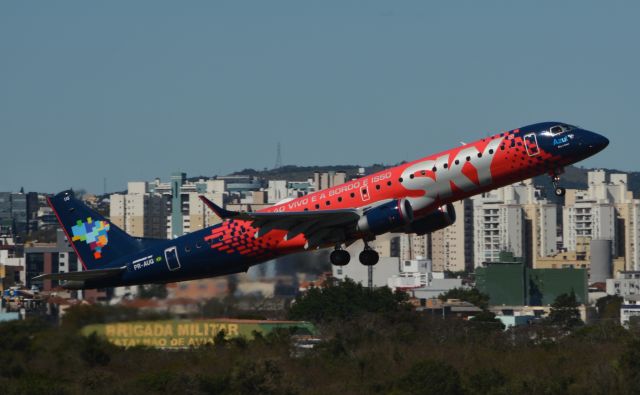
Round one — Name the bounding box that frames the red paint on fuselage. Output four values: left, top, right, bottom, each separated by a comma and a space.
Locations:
204, 126, 566, 262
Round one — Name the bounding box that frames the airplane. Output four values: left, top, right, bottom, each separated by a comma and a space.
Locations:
34, 122, 608, 289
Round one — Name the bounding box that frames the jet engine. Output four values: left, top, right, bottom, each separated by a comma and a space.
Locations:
406, 203, 456, 235
357, 199, 414, 236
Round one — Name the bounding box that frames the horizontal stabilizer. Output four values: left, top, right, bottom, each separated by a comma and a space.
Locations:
199, 195, 241, 220
32, 266, 126, 282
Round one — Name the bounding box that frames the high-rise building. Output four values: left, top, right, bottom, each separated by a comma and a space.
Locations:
0, 192, 30, 235
313, 171, 347, 191
170, 172, 186, 237
472, 181, 556, 267
564, 170, 640, 271
430, 199, 474, 272
0, 193, 12, 234
397, 233, 429, 262
110, 182, 166, 238
9, 193, 27, 234
145, 175, 227, 238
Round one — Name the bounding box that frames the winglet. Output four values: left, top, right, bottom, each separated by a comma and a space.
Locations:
199, 196, 239, 219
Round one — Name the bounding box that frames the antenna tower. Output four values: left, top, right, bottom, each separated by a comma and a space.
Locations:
275, 142, 283, 169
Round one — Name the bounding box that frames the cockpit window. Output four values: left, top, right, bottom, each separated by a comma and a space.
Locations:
550, 124, 575, 135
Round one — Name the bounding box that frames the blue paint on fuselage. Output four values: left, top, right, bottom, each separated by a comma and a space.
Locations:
519, 122, 609, 164
85, 225, 257, 288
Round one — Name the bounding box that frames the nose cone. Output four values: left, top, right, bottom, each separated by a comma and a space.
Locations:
582, 130, 609, 154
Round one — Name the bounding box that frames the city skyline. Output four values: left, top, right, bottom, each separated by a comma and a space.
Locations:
2, 2, 638, 193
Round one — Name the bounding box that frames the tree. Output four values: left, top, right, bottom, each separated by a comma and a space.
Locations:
439, 287, 489, 310
546, 291, 582, 330
596, 295, 622, 321
619, 339, 640, 395
466, 368, 508, 395
287, 278, 409, 322
396, 360, 464, 395
470, 310, 505, 331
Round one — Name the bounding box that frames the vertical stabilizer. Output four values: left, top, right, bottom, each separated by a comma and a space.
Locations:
48, 190, 143, 270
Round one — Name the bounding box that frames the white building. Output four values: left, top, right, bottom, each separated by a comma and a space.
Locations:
386, 259, 463, 298
472, 181, 556, 267
621, 295, 640, 327
473, 196, 523, 267
563, 170, 640, 270
387, 259, 431, 290
267, 180, 289, 204
332, 256, 401, 287
267, 180, 313, 204
606, 271, 640, 297
563, 199, 615, 255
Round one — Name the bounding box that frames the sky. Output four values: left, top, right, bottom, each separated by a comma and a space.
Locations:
1, 1, 639, 194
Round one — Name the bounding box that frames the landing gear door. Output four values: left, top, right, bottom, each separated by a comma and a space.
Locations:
164, 246, 181, 271
524, 133, 540, 156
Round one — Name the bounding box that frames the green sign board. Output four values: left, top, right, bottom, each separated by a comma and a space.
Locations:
81, 319, 316, 348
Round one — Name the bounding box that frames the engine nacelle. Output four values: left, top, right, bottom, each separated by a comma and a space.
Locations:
357, 199, 414, 236
407, 203, 456, 235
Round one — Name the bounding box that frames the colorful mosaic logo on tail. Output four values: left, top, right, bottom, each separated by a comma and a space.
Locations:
71, 217, 111, 259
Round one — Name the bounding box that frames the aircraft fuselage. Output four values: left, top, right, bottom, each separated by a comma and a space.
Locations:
45, 122, 609, 289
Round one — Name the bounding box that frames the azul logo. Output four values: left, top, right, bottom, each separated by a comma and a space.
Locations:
553, 136, 569, 146
71, 217, 110, 259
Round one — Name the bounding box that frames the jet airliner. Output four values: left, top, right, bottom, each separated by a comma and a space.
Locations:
35, 122, 608, 289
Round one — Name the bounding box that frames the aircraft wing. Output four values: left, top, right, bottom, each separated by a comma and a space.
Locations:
199, 196, 361, 248
32, 266, 126, 282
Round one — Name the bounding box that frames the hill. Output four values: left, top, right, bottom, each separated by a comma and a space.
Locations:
227, 164, 640, 199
